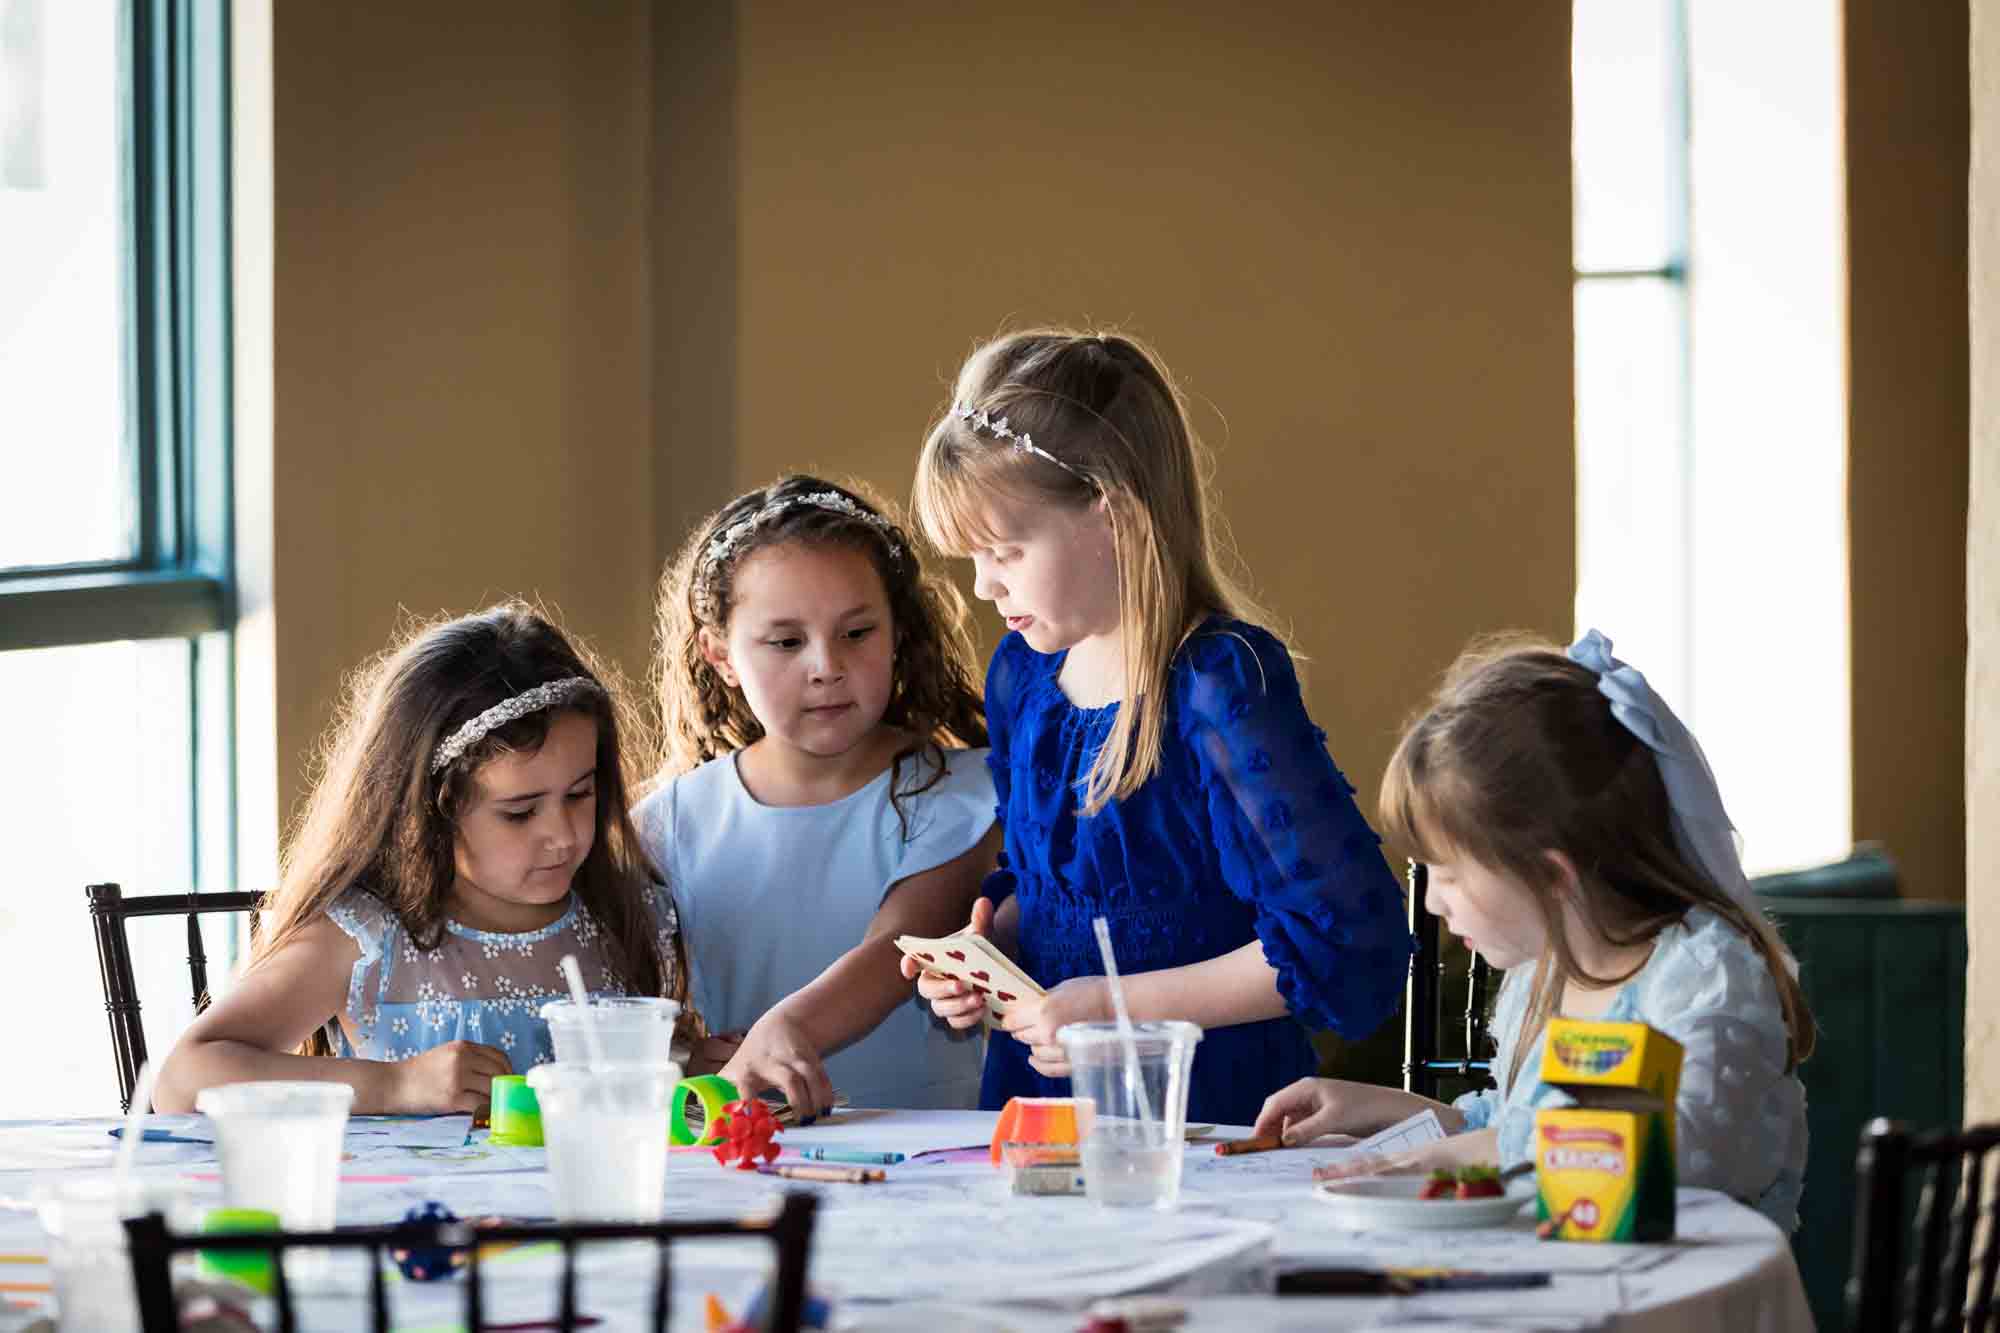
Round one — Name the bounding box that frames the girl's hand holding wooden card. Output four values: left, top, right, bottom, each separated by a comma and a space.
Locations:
895, 931, 1045, 1027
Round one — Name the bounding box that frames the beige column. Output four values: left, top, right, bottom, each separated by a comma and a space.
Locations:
1970, 0, 1999, 1125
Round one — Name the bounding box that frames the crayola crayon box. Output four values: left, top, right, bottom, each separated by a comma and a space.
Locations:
1533, 1018, 1682, 1243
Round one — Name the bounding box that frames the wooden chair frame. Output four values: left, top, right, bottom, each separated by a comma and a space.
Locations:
1402, 860, 1495, 1100
124, 1192, 820, 1333
1847, 1116, 2000, 1331
87, 882, 262, 1111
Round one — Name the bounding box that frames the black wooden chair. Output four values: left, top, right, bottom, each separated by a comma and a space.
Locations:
87, 882, 264, 1111
1401, 860, 1495, 1100
124, 1191, 821, 1333
1846, 1117, 2000, 1331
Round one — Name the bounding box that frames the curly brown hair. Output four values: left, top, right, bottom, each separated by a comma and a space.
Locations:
255, 602, 700, 1054
650, 476, 987, 832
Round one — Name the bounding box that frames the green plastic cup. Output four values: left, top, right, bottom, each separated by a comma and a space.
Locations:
198, 1206, 280, 1294
489, 1074, 543, 1146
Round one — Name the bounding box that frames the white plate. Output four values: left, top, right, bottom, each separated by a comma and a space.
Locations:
1310, 1175, 1535, 1230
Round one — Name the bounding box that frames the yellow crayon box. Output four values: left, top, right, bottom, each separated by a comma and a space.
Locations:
1533, 1018, 1682, 1243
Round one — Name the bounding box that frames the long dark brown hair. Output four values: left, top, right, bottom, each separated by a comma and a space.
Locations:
1378, 633, 1815, 1088
256, 602, 697, 1054
651, 475, 987, 829
911, 329, 1271, 814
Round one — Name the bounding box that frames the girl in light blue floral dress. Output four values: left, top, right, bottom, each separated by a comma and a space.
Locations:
1253, 631, 1814, 1232
156, 604, 719, 1116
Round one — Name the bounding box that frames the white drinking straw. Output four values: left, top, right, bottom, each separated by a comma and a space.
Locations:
1091, 916, 1156, 1125
557, 954, 607, 1069
114, 1059, 157, 1191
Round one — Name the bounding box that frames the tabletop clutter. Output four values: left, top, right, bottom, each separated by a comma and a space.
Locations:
8, 1009, 1728, 1333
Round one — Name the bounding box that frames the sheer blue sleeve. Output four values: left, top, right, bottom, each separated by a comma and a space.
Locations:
1181, 627, 1412, 1038
979, 636, 1027, 908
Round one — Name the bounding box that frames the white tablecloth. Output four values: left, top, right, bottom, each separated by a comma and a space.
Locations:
0, 1110, 1814, 1332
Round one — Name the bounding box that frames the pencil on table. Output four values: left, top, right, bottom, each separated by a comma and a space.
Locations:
1215, 1133, 1285, 1156
760, 1163, 886, 1184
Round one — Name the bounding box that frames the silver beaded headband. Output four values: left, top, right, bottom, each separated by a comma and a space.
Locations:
431, 677, 600, 775
952, 402, 1095, 487
696, 491, 903, 619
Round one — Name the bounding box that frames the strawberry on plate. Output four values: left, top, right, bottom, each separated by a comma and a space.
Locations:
1417, 1169, 1459, 1200
1454, 1165, 1505, 1199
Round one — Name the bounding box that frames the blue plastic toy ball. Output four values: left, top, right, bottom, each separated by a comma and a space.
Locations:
391, 1201, 463, 1282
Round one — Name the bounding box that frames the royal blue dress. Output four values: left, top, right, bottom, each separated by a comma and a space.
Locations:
979, 619, 1413, 1126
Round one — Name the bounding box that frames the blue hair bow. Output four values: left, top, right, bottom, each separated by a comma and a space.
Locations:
1565, 629, 1760, 917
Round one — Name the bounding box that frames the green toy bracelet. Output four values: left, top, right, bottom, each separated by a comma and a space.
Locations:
668, 1074, 740, 1146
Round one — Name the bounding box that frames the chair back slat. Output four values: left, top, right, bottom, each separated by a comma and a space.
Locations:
1970, 1159, 2000, 1330
123, 1197, 820, 1333
1940, 1147, 1985, 1333
84, 883, 263, 1111
1906, 1156, 1953, 1332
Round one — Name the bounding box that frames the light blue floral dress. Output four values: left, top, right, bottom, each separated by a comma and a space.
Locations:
1453, 907, 1808, 1232
324, 887, 682, 1072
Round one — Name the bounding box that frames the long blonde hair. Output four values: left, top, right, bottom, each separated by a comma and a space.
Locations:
912, 329, 1266, 813
1377, 634, 1815, 1088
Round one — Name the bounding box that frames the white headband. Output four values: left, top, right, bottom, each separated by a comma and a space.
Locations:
431, 677, 599, 775
696, 491, 902, 618
951, 403, 1095, 488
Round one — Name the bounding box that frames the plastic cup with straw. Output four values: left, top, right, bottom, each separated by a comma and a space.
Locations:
557, 953, 608, 1070
1091, 917, 1156, 1125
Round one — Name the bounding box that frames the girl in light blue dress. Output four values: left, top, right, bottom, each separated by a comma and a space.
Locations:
155, 604, 705, 1115
639, 476, 997, 1115
1253, 630, 1814, 1231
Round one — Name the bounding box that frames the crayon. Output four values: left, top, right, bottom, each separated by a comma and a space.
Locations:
1215, 1133, 1285, 1156
758, 1163, 885, 1184
798, 1148, 904, 1165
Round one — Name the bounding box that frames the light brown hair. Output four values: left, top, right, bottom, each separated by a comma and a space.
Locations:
1378, 633, 1815, 1086
911, 328, 1268, 814
255, 602, 697, 1053
651, 475, 987, 830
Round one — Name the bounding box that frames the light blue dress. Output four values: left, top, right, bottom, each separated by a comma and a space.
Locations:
1453, 907, 1808, 1231
325, 887, 682, 1071
634, 746, 995, 1110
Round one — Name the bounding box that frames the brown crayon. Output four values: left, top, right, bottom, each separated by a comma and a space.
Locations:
1215, 1133, 1285, 1157
759, 1163, 886, 1184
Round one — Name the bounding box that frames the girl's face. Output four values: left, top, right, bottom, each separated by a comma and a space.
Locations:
1422, 846, 1550, 970
451, 709, 599, 931
702, 541, 897, 763
965, 492, 1119, 655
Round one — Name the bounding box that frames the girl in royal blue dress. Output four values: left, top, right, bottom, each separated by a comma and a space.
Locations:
899, 329, 1413, 1126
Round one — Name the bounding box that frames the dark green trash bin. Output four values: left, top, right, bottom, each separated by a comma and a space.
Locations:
1755, 847, 1966, 1330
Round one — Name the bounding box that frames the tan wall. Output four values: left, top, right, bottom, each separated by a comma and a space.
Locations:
269, 1, 1572, 871
1847, 0, 1972, 903
269, 3, 660, 823
1969, 0, 1999, 1127
690, 1, 1578, 821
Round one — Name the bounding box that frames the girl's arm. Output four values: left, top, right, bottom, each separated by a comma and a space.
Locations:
725, 825, 1002, 1101
153, 916, 511, 1115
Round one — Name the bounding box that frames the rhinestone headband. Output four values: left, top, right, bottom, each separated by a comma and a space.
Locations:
696, 491, 904, 619
952, 403, 1094, 487
431, 677, 599, 774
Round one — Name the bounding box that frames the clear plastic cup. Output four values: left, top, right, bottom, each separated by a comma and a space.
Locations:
540, 996, 682, 1065
194, 1081, 354, 1230
527, 1060, 681, 1222
1057, 1020, 1203, 1210
33, 1173, 184, 1331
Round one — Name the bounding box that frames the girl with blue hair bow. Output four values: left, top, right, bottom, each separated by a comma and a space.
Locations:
1253, 631, 1814, 1232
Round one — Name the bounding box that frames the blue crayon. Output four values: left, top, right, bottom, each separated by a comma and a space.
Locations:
798, 1148, 904, 1165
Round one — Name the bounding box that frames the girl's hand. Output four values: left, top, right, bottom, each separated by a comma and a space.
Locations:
1312, 1126, 1500, 1183
717, 1010, 836, 1121
998, 977, 1110, 1079
1252, 1077, 1445, 1146
391, 1040, 514, 1114
899, 898, 998, 1031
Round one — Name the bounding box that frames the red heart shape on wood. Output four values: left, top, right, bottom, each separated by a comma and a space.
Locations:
947, 950, 966, 961
970, 970, 990, 982
996, 992, 1017, 1002
917, 952, 935, 962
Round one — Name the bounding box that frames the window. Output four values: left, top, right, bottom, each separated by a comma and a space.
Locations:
1572, 0, 1849, 875
0, 0, 234, 1116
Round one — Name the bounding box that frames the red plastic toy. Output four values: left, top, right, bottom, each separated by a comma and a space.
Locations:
711, 1097, 782, 1170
